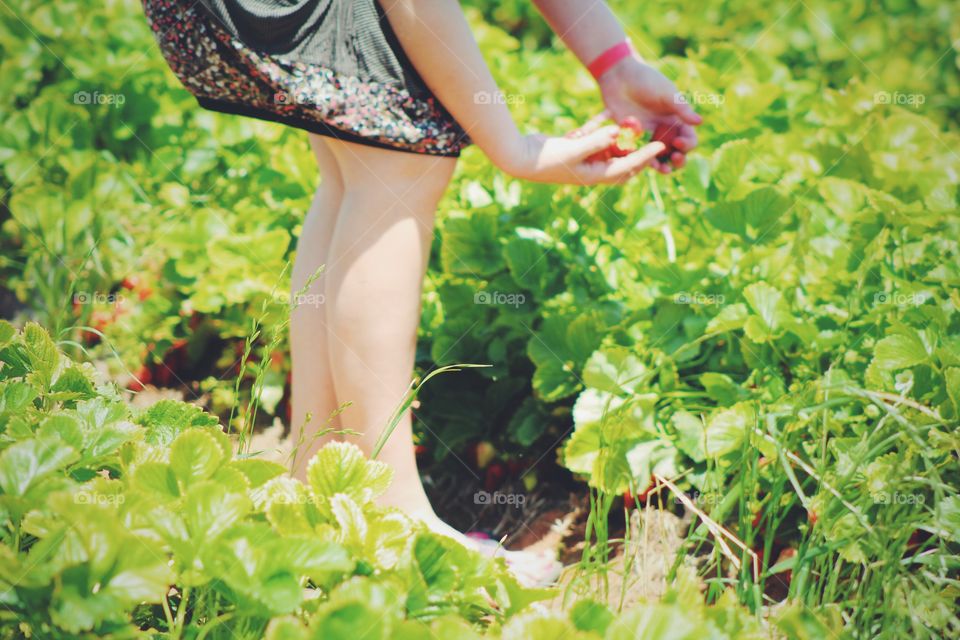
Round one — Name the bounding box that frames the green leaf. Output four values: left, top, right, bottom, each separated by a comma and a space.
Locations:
105, 542, 173, 602
583, 347, 647, 396
307, 442, 392, 506
37, 415, 84, 451
264, 477, 314, 535
605, 603, 697, 640
532, 360, 582, 402
132, 462, 180, 499
704, 402, 753, 458
705, 188, 790, 241
266, 617, 309, 640
945, 367, 960, 416
23, 322, 59, 389
0, 320, 15, 348
413, 533, 459, 596
0, 436, 77, 496
170, 429, 224, 486
672, 411, 706, 463
570, 599, 614, 634
183, 481, 251, 540
699, 372, 744, 406
276, 537, 353, 585
0, 381, 38, 416
711, 139, 751, 192
742, 282, 791, 342
229, 458, 287, 488
871, 333, 929, 372
506, 397, 549, 447
440, 210, 504, 276
502, 613, 576, 640
49, 365, 96, 400
681, 155, 710, 201
706, 303, 749, 334
137, 400, 220, 447
503, 227, 561, 299
936, 496, 960, 543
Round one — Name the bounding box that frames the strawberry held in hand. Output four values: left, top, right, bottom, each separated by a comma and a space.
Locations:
584, 116, 644, 162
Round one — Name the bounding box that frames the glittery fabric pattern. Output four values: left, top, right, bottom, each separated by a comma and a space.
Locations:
142, 0, 469, 156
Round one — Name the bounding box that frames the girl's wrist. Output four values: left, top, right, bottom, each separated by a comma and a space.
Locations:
587, 39, 640, 82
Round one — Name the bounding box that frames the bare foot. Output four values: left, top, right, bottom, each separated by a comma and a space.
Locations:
407, 507, 562, 588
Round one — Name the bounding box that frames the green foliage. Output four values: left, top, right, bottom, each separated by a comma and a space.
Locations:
1, 0, 958, 637
0, 324, 787, 638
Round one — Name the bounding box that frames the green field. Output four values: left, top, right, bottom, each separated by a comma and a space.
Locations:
1, 0, 958, 638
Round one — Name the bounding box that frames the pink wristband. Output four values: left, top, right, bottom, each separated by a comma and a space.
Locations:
587, 40, 634, 80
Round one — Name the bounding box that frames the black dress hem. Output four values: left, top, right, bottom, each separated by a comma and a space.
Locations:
195, 96, 465, 158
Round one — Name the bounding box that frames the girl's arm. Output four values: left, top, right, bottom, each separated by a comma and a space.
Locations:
531, 0, 629, 65
380, 0, 665, 184
532, 0, 702, 173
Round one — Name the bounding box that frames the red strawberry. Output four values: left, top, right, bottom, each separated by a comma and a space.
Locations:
484, 462, 506, 492
127, 365, 152, 392
775, 547, 797, 584
635, 477, 655, 503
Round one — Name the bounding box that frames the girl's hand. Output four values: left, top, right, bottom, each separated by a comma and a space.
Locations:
498, 125, 666, 185
598, 58, 702, 174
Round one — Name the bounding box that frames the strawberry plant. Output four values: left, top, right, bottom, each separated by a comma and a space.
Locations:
0, 323, 825, 639
1, 0, 959, 637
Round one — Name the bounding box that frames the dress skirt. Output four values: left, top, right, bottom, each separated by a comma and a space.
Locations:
142, 0, 470, 156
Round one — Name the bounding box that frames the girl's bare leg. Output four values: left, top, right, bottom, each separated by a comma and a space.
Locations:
311, 137, 561, 584
321, 137, 456, 527
289, 135, 344, 479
